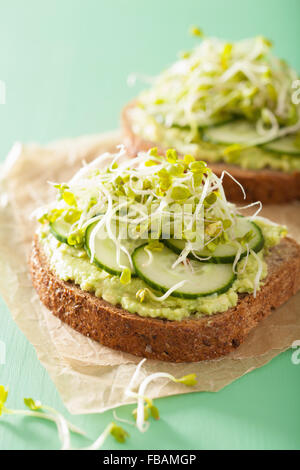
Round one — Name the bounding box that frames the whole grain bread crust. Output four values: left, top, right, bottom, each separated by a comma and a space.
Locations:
121, 102, 300, 204
30, 235, 300, 362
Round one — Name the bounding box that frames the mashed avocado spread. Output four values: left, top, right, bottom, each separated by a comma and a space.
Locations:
39, 220, 284, 321
131, 35, 300, 172
36, 147, 287, 322
130, 107, 300, 172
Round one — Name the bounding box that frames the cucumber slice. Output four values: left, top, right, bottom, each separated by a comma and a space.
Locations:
132, 244, 235, 299
50, 219, 72, 244
263, 135, 300, 156
164, 218, 264, 264
203, 119, 260, 145
85, 222, 142, 276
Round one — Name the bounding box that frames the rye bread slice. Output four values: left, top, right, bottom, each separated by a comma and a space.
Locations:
30, 235, 300, 363
121, 102, 300, 204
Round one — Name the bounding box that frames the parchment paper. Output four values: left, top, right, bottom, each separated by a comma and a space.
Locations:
0, 131, 299, 415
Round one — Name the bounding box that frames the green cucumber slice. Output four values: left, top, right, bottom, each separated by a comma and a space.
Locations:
85, 222, 142, 276
50, 219, 72, 244
132, 244, 235, 299
50, 211, 108, 245
263, 134, 300, 156
163, 218, 264, 264
203, 119, 260, 145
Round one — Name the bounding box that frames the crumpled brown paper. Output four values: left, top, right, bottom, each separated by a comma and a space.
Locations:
0, 131, 299, 415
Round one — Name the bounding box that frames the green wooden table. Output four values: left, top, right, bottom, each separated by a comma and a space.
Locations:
0, 0, 299, 450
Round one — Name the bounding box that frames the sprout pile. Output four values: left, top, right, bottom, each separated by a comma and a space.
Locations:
37, 146, 265, 296
136, 35, 300, 146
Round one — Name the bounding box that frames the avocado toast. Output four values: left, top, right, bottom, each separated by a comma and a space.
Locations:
122, 36, 300, 203
30, 147, 300, 362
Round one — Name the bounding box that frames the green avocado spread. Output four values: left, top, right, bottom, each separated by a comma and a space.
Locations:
39, 220, 284, 321
130, 35, 300, 172
130, 107, 300, 172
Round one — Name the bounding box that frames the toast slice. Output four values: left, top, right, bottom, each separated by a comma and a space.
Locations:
122, 102, 300, 204
30, 235, 300, 363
